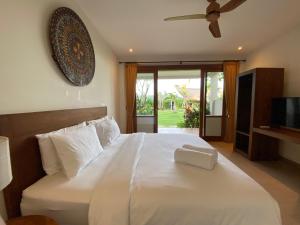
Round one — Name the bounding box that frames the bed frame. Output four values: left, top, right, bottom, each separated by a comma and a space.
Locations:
0, 107, 107, 218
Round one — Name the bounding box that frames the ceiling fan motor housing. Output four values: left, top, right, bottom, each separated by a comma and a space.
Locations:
206, 1, 220, 22
206, 11, 220, 22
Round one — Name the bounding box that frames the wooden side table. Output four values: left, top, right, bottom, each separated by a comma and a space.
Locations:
6, 216, 58, 225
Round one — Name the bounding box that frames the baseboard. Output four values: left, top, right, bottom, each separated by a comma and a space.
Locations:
203, 136, 224, 141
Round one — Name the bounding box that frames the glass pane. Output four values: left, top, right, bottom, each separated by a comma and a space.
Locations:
157, 70, 200, 136
205, 117, 222, 136
136, 73, 154, 116
204, 72, 224, 137
136, 73, 155, 133
206, 72, 224, 116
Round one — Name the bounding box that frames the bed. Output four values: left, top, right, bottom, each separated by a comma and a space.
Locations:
21, 133, 281, 225
0, 107, 281, 225
21, 134, 130, 225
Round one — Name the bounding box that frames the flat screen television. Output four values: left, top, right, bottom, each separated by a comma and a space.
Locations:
271, 97, 300, 130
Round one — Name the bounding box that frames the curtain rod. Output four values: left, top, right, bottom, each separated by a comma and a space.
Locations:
118, 60, 246, 64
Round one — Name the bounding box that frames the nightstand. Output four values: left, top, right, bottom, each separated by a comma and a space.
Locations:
7, 216, 58, 225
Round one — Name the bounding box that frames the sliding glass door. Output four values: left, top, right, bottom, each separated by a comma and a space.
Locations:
202, 71, 225, 140
136, 71, 157, 133
135, 65, 225, 139
157, 70, 201, 135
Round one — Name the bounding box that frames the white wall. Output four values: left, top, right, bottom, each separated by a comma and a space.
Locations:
0, 0, 119, 218
0, 0, 119, 116
241, 23, 300, 164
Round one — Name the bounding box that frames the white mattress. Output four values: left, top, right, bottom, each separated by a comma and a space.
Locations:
21, 134, 130, 225
89, 133, 281, 225
22, 133, 280, 225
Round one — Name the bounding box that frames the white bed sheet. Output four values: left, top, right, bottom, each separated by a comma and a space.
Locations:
21, 134, 130, 225
22, 133, 281, 225
89, 133, 281, 225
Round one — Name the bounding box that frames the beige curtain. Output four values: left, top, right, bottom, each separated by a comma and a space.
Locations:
125, 63, 138, 133
223, 61, 240, 142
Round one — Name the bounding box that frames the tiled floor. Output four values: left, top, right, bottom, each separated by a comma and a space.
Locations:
158, 127, 199, 135
209, 142, 300, 225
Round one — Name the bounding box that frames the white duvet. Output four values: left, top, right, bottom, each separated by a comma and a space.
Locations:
89, 133, 281, 225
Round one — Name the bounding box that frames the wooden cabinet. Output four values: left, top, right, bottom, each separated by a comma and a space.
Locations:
7, 216, 58, 225
234, 68, 284, 160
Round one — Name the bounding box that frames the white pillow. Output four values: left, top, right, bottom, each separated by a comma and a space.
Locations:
36, 122, 86, 175
87, 116, 108, 125
89, 117, 120, 146
50, 125, 103, 178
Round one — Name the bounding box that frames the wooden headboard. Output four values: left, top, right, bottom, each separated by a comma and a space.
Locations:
0, 107, 107, 218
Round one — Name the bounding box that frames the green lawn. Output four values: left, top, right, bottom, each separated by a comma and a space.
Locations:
158, 109, 184, 127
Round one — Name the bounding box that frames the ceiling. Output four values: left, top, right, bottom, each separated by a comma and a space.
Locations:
75, 0, 300, 61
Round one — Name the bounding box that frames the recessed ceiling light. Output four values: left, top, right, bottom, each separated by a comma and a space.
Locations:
129, 48, 133, 53
238, 46, 243, 51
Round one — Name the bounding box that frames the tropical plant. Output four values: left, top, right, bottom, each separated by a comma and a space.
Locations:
182, 101, 210, 128
136, 79, 154, 115
184, 102, 200, 128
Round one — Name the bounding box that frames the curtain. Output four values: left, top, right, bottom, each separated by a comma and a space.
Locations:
125, 63, 138, 133
223, 61, 240, 142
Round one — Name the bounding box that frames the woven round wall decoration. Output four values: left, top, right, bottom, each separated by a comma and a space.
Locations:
49, 7, 95, 86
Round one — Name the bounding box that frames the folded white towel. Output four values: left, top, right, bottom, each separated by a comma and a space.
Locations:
174, 148, 217, 170
182, 144, 218, 160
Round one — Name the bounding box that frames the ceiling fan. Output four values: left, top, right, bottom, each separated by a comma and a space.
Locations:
164, 0, 247, 38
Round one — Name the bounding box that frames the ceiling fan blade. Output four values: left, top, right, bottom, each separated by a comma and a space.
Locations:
164, 14, 206, 21
220, 0, 247, 13
209, 21, 221, 38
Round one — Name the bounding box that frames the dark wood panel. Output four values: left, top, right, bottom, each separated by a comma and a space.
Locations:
253, 68, 284, 128
251, 132, 279, 160
0, 107, 107, 218
7, 215, 58, 225
200, 70, 205, 137
235, 73, 253, 133
154, 70, 158, 133
234, 68, 284, 160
